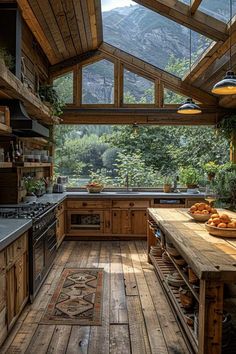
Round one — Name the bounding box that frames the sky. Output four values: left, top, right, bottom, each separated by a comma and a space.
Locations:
101, 0, 134, 12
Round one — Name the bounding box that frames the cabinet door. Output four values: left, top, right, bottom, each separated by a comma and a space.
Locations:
57, 212, 65, 247
131, 210, 147, 235
15, 252, 28, 314
112, 210, 130, 235
7, 265, 15, 328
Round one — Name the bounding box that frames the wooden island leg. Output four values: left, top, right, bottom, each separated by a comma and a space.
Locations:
198, 280, 224, 354
147, 218, 156, 263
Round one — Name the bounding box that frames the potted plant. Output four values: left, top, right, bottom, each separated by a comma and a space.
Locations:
179, 166, 200, 189
34, 179, 46, 197
163, 176, 172, 193
203, 161, 219, 181
24, 177, 37, 202
39, 84, 65, 116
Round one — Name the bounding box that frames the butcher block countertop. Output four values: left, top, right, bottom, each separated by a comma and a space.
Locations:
148, 208, 236, 282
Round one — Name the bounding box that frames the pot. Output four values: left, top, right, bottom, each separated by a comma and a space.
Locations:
179, 285, 194, 309
163, 184, 172, 193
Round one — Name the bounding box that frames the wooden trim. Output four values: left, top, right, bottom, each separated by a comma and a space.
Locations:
17, 0, 58, 64
15, 7, 22, 79
230, 131, 236, 163
190, 0, 202, 15
135, 0, 227, 42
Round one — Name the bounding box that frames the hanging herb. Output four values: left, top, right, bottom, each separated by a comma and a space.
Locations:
216, 115, 236, 141
39, 84, 65, 116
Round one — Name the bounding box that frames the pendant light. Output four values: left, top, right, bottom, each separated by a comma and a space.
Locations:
177, 29, 202, 114
212, 0, 236, 95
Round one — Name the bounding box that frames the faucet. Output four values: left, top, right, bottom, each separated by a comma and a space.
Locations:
125, 173, 129, 192
173, 175, 179, 193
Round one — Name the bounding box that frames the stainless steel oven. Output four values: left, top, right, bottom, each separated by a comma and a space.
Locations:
29, 206, 57, 302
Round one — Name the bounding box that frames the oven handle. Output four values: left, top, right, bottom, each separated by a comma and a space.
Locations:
34, 220, 57, 244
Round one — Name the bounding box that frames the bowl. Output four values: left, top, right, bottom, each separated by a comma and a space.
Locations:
205, 222, 236, 238
187, 211, 211, 222
86, 185, 103, 193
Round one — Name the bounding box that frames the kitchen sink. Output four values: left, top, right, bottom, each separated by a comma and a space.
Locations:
114, 191, 141, 194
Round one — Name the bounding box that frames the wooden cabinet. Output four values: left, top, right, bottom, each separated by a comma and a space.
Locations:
67, 210, 105, 236
56, 203, 65, 248
112, 210, 130, 235
0, 250, 7, 347
130, 210, 147, 235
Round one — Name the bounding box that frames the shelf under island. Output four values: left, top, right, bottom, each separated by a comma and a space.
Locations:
147, 208, 236, 354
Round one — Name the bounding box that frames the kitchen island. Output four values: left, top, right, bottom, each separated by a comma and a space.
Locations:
147, 208, 236, 354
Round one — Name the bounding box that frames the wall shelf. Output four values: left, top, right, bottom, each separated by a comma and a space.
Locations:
0, 122, 12, 135
0, 162, 13, 168
15, 162, 51, 168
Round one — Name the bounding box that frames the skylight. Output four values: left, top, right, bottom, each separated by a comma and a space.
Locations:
101, 1, 214, 78
199, 0, 236, 23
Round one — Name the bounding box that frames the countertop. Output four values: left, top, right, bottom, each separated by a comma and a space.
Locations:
0, 219, 32, 251
148, 208, 236, 281
0, 191, 205, 251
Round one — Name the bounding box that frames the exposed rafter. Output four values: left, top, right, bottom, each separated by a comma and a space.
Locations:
190, 0, 202, 16
134, 0, 227, 42
99, 43, 217, 106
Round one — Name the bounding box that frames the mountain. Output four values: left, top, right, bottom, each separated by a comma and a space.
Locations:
82, 2, 225, 104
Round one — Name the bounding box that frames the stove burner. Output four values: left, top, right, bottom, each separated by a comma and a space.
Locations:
0, 202, 53, 220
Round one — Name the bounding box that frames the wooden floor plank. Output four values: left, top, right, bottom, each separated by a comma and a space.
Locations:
120, 241, 138, 296
47, 325, 71, 354
0, 241, 190, 354
25, 324, 55, 354
127, 296, 151, 354
110, 242, 128, 324
110, 324, 131, 354
88, 241, 110, 354
129, 242, 169, 354
66, 326, 90, 354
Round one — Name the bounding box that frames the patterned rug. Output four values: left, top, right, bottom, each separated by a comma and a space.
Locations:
41, 268, 104, 325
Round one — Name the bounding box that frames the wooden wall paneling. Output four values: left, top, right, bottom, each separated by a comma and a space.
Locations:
87, 0, 99, 48
94, 0, 103, 46
49, 0, 78, 57
80, 0, 93, 51
72, 0, 89, 52
24, 0, 62, 62
135, 0, 227, 42
15, 7, 22, 80
17, 0, 58, 64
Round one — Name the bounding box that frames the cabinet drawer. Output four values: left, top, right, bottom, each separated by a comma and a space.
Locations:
112, 200, 150, 209
6, 233, 27, 267
0, 251, 6, 272
67, 200, 111, 209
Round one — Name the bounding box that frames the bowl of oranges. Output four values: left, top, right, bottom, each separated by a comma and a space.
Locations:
188, 202, 216, 222
205, 213, 236, 238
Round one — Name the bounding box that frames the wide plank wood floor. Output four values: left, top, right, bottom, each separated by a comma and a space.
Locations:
1, 241, 191, 354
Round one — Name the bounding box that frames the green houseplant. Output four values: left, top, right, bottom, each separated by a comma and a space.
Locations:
179, 166, 200, 189
203, 161, 219, 181
39, 84, 65, 116
24, 177, 38, 202
163, 175, 172, 193
0, 47, 14, 70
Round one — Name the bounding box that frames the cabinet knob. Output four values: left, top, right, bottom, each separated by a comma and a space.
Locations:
82, 202, 87, 206
129, 202, 134, 207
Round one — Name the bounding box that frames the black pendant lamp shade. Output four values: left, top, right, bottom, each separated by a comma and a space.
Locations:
211, 71, 236, 95
177, 98, 202, 115
211, 0, 236, 95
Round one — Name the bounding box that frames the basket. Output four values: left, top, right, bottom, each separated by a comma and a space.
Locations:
86, 186, 103, 193
166, 243, 180, 257
187, 211, 211, 222
205, 222, 236, 238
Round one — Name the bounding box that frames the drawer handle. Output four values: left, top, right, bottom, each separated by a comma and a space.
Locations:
82, 202, 87, 206
129, 202, 134, 207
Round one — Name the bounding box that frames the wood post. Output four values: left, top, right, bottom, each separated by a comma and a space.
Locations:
230, 131, 236, 163
198, 280, 224, 354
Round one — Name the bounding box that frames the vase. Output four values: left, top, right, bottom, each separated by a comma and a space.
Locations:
163, 184, 172, 193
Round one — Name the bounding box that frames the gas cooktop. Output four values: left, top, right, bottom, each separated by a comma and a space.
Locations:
0, 202, 53, 219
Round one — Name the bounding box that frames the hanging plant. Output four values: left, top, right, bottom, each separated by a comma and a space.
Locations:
216, 115, 236, 141
39, 84, 65, 116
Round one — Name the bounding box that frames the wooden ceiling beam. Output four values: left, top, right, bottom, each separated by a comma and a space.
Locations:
184, 18, 236, 85
17, 0, 58, 64
99, 42, 218, 106
190, 0, 202, 16
61, 107, 221, 126
135, 0, 227, 42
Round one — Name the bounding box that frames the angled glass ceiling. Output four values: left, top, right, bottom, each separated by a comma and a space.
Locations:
199, 0, 236, 23
101, 0, 214, 78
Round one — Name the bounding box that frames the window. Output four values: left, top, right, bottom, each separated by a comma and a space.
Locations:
123, 69, 155, 104
199, 1, 236, 23
53, 71, 73, 104
164, 89, 188, 104
82, 59, 114, 104
54, 125, 229, 189
101, 0, 214, 78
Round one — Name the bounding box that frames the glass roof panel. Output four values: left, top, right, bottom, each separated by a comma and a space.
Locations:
199, 0, 236, 23
101, 0, 214, 78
